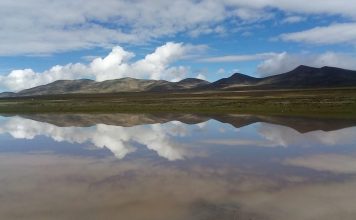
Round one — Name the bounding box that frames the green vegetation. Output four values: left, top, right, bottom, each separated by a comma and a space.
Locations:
0, 88, 356, 118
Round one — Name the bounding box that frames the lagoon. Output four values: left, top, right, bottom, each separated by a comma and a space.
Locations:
0, 114, 355, 220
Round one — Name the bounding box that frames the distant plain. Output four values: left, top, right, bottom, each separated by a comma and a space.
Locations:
1, 87, 355, 118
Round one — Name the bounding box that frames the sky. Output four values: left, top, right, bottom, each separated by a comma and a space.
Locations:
0, 0, 356, 92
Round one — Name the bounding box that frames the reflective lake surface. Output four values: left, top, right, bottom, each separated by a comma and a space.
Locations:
0, 113, 356, 220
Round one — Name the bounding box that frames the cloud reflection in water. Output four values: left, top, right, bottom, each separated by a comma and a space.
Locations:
0, 115, 356, 219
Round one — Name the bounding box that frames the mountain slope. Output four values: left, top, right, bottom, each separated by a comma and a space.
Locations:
18, 79, 95, 96
258, 65, 356, 89
11, 77, 210, 96
148, 78, 210, 91
204, 73, 260, 89
201, 65, 356, 90
1, 65, 356, 97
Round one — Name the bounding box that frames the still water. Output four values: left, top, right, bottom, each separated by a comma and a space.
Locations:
0, 114, 356, 220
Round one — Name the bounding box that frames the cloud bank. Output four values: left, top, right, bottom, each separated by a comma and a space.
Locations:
1, 0, 356, 55
257, 52, 356, 76
198, 53, 278, 63
280, 23, 356, 45
3, 46, 356, 91
198, 51, 356, 77
0, 42, 196, 91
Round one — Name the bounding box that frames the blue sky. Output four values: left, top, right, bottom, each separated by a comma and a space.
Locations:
0, 0, 356, 91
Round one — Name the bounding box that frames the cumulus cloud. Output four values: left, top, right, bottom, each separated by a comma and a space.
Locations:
257, 51, 356, 76
1, 0, 356, 55
0, 64, 89, 91
280, 23, 356, 45
0, 42, 197, 91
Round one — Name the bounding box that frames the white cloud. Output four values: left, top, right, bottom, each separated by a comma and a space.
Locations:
233, 8, 273, 22
0, 42, 197, 91
257, 51, 356, 76
227, 0, 356, 18
217, 68, 226, 74
257, 52, 301, 76
0, 0, 256, 55
230, 68, 241, 74
196, 74, 207, 80
197, 50, 356, 76
282, 16, 306, 24
0, 64, 89, 91
280, 23, 356, 45
1, 1, 356, 55
198, 53, 278, 62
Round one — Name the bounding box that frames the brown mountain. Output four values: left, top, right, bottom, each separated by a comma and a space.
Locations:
12, 78, 209, 96
1, 65, 356, 97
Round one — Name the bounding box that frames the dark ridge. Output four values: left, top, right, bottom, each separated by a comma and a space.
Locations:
258, 65, 356, 89
203, 72, 260, 89
1, 65, 356, 97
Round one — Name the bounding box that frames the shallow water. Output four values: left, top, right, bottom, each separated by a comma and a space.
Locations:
0, 114, 356, 220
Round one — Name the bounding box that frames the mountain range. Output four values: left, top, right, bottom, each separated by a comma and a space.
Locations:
1, 65, 356, 97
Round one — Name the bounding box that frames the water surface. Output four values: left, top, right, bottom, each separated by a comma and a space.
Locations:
0, 114, 356, 220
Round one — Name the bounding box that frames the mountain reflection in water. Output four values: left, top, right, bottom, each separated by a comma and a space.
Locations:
0, 114, 355, 220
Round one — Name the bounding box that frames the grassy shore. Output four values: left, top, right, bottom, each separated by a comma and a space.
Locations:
0, 88, 356, 118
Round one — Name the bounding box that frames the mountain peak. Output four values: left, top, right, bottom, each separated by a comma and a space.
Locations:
230, 72, 244, 76
293, 65, 317, 72
116, 77, 138, 81
230, 72, 254, 78
1, 65, 355, 97
176, 78, 209, 89
206, 72, 259, 89
320, 66, 346, 71
178, 78, 208, 83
